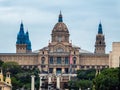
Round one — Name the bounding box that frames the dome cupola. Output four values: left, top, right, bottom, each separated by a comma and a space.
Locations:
51, 12, 69, 43
52, 12, 69, 33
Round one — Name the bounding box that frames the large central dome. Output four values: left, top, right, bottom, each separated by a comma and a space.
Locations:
52, 12, 69, 33
51, 12, 70, 43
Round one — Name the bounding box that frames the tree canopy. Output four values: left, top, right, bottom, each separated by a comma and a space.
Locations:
0, 61, 40, 90
93, 68, 119, 90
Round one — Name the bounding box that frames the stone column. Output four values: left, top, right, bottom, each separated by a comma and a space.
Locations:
39, 76, 42, 90
62, 67, 65, 74
48, 75, 52, 90
69, 73, 71, 81
31, 75, 35, 90
48, 75, 52, 84
56, 75, 60, 89
53, 68, 56, 74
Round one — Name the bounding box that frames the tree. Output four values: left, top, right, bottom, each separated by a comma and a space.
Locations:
2, 61, 21, 75
1, 61, 40, 89
94, 68, 119, 90
0, 60, 4, 67
77, 69, 96, 80
68, 69, 96, 90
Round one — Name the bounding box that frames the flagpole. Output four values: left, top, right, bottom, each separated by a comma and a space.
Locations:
69, 52, 73, 81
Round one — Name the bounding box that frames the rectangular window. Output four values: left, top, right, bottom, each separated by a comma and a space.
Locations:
86, 66, 89, 69
57, 57, 61, 64
49, 68, 53, 73
81, 66, 84, 69
97, 66, 100, 69
92, 66, 95, 69
65, 68, 69, 74
56, 68, 61, 74
49, 57, 53, 64
65, 57, 69, 64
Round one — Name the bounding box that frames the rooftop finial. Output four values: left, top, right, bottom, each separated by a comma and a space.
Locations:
98, 21, 103, 34
58, 11, 63, 22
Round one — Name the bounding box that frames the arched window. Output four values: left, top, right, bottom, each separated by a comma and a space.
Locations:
73, 57, 76, 64
58, 36, 62, 42
41, 57, 45, 64
49, 57, 53, 64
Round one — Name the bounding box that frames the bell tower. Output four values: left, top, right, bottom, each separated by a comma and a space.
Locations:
94, 22, 106, 54
16, 22, 32, 53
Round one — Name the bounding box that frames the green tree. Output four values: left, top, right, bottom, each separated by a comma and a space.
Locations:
2, 61, 21, 75
77, 69, 96, 80
68, 69, 95, 90
1, 61, 40, 90
94, 68, 119, 90
0, 60, 4, 67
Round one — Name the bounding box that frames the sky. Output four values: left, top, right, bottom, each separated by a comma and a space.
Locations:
0, 0, 120, 53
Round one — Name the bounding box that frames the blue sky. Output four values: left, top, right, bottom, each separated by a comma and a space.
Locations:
0, 0, 120, 53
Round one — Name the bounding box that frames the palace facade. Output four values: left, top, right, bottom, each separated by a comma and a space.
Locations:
0, 12, 120, 89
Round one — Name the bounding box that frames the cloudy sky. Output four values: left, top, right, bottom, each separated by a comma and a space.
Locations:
0, 0, 120, 53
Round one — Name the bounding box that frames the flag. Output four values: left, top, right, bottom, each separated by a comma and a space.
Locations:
70, 55, 73, 64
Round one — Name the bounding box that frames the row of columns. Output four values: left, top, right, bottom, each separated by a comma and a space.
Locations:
31, 74, 61, 90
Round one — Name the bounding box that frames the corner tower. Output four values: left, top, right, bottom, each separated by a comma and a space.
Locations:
94, 22, 106, 54
16, 22, 32, 53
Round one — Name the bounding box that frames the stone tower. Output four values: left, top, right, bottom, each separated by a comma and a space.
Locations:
16, 22, 32, 53
94, 22, 106, 54
5, 72, 11, 85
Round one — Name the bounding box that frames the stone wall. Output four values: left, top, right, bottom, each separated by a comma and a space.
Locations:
109, 42, 120, 68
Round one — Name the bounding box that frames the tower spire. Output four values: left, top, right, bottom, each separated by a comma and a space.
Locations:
94, 22, 106, 54
16, 22, 26, 44
25, 30, 32, 52
98, 22, 103, 34
19, 21, 25, 34
58, 11, 63, 22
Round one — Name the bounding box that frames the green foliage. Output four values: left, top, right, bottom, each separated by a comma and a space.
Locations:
77, 69, 96, 80
2, 61, 21, 75
70, 68, 119, 90
94, 68, 119, 90
68, 69, 96, 90
1, 61, 40, 90
68, 79, 92, 90
0, 60, 4, 67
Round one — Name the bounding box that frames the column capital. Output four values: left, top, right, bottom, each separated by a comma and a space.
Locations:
31, 75, 35, 78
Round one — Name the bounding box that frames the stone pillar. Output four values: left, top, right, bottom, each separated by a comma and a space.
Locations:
39, 76, 42, 90
31, 75, 35, 90
48, 75, 52, 84
48, 75, 52, 90
62, 67, 65, 74
56, 75, 60, 89
53, 68, 56, 74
